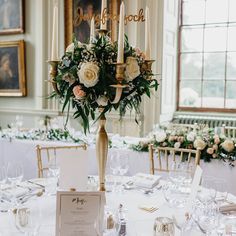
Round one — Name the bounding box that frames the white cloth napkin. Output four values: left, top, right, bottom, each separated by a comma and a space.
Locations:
3, 186, 29, 199
133, 173, 161, 189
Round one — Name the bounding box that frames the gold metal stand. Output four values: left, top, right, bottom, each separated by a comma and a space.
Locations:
48, 60, 60, 95
96, 111, 108, 191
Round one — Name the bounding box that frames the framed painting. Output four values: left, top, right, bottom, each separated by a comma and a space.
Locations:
0, 0, 24, 35
0, 40, 26, 97
64, 0, 121, 47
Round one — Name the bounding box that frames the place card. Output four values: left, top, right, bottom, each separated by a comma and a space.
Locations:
57, 148, 88, 190
187, 165, 203, 209
56, 191, 105, 236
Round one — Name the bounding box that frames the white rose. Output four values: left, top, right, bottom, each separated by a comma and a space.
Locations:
174, 142, 181, 149
186, 131, 196, 142
193, 138, 206, 150
155, 132, 167, 143
66, 41, 83, 53
221, 139, 235, 152
78, 62, 99, 88
96, 95, 108, 107
125, 57, 140, 82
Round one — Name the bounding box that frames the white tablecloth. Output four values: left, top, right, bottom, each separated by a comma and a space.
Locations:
0, 189, 199, 236
0, 138, 236, 195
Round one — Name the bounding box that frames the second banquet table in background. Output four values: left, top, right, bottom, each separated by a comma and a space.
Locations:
0, 138, 235, 195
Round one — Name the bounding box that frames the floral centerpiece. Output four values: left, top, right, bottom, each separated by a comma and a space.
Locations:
51, 36, 158, 133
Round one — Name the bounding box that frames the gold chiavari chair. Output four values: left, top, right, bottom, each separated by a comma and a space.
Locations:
222, 124, 236, 139
36, 144, 87, 178
149, 145, 201, 175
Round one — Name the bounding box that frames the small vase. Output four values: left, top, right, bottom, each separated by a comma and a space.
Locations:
96, 113, 108, 191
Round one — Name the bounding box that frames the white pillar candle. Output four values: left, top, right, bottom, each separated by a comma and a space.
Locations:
117, 2, 125, 63
51, 3, 59, 61
90, 17, 95, 43
145, 6, 151, 60
100, 0, 107, 30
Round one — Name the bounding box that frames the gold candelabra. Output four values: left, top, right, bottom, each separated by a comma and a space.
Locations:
47, 36, 155, 192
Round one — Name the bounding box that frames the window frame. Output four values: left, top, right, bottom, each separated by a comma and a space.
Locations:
177, 0, 236, 113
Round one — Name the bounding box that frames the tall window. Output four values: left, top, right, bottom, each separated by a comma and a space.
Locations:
178, 0, 236, 111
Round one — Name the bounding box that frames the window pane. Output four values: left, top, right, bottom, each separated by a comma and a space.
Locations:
182, 1, 205, 25
205, 0, 228, 23
202, 81, 224, 108
227, 52, 236, 79
181, 53, 202, 80
226, 81, 236, 108
227, 26, 236, 51
203, 53, 225, 80
229, 0, 236, 22
179, 80, 201, 107
204, 26, 227, 52
181, 27, 203, 52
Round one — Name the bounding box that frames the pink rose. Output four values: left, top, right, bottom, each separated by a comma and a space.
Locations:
207, 147, 214, 155
214, 135, 220, 144
73, 85, 86, 99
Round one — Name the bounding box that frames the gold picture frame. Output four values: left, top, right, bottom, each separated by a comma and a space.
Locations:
64, 0, 120, 47
0, 0, 24, 35
0, 40, 26, 97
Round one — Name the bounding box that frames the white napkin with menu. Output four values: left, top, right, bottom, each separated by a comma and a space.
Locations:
133, 173, 161, 189
186, 165, 203, 210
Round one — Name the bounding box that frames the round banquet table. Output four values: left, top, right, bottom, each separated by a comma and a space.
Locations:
1, 181, 235, 236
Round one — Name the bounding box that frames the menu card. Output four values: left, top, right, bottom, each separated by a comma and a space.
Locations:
187, 165, 203, 210
56, 191, 105, 236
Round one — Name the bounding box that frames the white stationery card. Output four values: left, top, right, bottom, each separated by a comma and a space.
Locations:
57, 148, 88, 190
187, 165, 203, 209
56, 191, 105, 236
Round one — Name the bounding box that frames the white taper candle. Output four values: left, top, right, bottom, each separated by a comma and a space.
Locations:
90, 17, 95, 43
117, 2, 125, 63
145, 6, 151, 60
51, 3, 59, 61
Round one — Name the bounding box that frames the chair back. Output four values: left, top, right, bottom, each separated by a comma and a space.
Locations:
149, 145, 201, 175
36, 144, 87, 178
222, 124, 236, 139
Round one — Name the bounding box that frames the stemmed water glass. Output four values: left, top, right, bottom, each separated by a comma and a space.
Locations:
7, 163, 24, 207
7, 163, 24, 187
0, 167, 7, 211
118, 155, 129, 181
46, 153, 60, 195
109, 152, 121, 192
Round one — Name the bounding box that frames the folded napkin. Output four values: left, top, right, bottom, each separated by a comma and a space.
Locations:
133, 173, 161, 189
219, 204, 236, 214
3, 187, 29, 199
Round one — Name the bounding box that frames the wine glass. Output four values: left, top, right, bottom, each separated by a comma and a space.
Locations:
197, 176, 217, 208
15, 115, 23, 130
169, 161, 193, 186
7, 163, 24, 207
118, 155, 129, 185
0, 167, 8, 211
46, 154, 60, 195
109, 152, 121, 192
7, 163, 23, 187
162, 182, 189, 208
